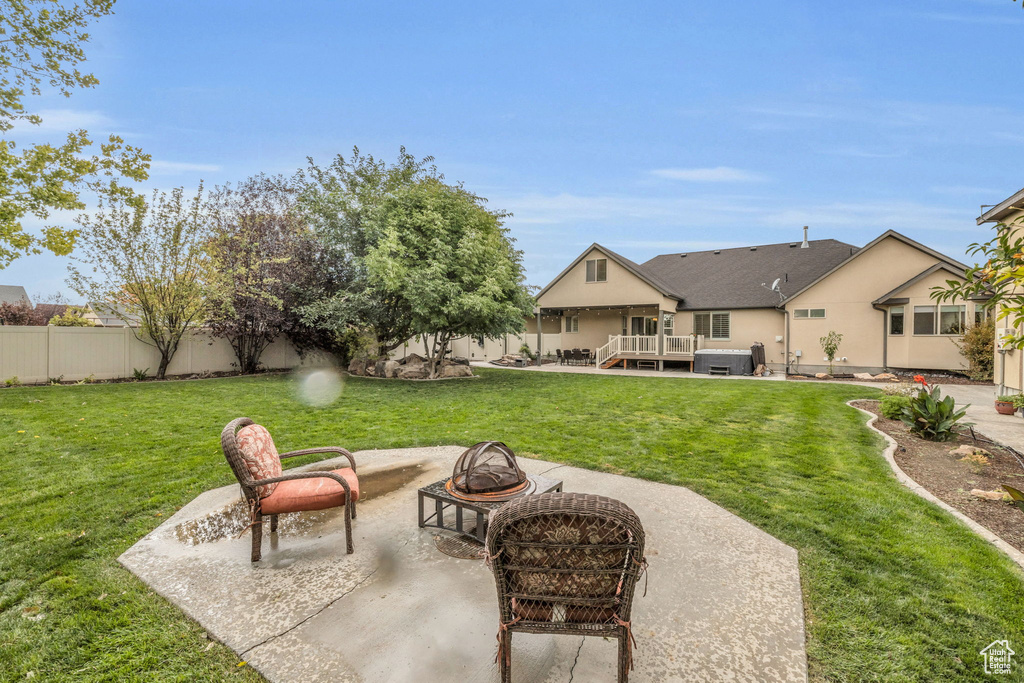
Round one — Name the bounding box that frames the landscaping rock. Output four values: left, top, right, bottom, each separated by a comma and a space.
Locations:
373, 360, 388, 378
853, 372, 875, 380
814, 373, 831, 379
383, 360, 400, 379
874, 372, 898, 381
950, 444, 990, 458
440, 363, 473, 378
970, 488, 1010, 502
403, 353, 426, 365
450, 356, 469, 366
347, 359, 367, 376
397, 364, 430, 380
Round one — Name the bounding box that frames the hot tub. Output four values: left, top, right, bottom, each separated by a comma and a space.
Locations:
693, 349, 754, 376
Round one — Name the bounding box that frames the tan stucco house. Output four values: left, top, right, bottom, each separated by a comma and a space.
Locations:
529, 229, 982, 375
979, 187, 1024, 394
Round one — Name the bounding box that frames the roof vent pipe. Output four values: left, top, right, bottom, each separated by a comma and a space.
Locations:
801, 226, 809, 248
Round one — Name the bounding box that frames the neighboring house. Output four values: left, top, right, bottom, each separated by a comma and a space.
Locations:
978, 187, 1024, 394
83, 302, 141, 327
0, 285, 31, 307
34, 303, 69, 321
528, 229, 982, 375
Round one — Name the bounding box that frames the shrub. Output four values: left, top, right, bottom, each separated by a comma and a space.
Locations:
881, 383, 916, 398
1012, 394, 1024, 411
899, 375, 971, 441
880, 395, 912, 419
49, 306, 95, 327
48, 375, 63, 386
132, 367, 150, 381
4, 376, 20, 387
952, 319, 994, 381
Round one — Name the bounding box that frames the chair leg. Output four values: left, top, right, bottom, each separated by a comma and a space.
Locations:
344, 500, 354, 554
251, 512, 263, 562
270, 514, 278, 533
500, 631, 512, 683
351, 498, 357, 520
618, 632, 629, 683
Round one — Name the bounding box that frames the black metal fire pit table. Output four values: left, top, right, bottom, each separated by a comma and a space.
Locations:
418, 474, 563, 543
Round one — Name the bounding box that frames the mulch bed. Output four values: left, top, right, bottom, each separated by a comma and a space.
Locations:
853, 399, 1024, 553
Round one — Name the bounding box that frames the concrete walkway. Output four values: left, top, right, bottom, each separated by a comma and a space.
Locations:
120, 447, 807, 682
934, 383, 1024, 452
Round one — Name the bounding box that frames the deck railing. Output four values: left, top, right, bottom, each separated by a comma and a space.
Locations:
596, 334, 703, 368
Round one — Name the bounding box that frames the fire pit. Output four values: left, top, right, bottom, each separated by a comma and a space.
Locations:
445, 441, 537, 501
419, 442, 562, 543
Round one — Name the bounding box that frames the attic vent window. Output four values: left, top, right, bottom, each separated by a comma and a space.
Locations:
585, 258, 607, 283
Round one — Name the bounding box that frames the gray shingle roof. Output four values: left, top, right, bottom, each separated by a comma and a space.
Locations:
640, 239, 859, 310
0, 285, 30, 306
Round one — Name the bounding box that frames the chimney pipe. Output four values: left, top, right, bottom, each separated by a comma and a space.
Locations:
801, 225, 809, 248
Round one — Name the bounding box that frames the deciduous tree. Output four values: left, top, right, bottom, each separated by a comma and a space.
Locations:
206, 175, 300, 374
67, 184, 210, 378
1, 0, 149, 267
364, 178, 534, 378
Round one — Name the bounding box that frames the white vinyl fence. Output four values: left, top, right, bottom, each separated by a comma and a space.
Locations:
0, 326, 328, 384
394, 332, 552, 363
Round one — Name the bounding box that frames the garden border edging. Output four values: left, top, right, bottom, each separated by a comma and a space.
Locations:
848, 400, 1024, 571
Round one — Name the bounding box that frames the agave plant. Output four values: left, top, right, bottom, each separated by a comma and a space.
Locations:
899, 375, 972, 442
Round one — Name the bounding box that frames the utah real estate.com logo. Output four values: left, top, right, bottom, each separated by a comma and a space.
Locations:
981, 640, 1015, 675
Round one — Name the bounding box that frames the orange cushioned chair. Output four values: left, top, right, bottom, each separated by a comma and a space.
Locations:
221, 417, 359, 562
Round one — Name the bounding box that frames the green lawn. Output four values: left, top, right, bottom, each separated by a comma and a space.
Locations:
1, 369, 1023, 682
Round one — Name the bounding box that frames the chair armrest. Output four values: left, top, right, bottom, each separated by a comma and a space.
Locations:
251, 470, 352, 496
279, 446, 356, 472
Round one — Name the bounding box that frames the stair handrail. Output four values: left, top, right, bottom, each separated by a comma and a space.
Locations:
596, 335, 621, 368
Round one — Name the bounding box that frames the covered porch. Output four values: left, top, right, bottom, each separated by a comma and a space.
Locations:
533, 305, 702, 370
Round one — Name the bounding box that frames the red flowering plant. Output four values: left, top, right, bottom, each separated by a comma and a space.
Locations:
898, 374, 971, 441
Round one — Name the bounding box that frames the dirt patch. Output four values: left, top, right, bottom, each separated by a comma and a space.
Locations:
853, 399, 1024, 553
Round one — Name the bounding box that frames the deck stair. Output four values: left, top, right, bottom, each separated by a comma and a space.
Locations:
601, 357, 625, 369
595, 334, 703, 370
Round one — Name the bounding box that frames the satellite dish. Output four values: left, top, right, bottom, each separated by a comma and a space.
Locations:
771, 278, 781, 292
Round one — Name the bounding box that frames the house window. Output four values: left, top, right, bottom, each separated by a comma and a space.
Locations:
620, 315, 628, 336
694, 311, 730, 340
889, 306, 904, 336
939, 305, 965, 335
663, 313, 674, 335
975, 304, 991, 326
565, 315, 579, 333
631, 316, 657, 336
585, 258, 607, 283
793, 308, 825, 319
913, 306, 936, 335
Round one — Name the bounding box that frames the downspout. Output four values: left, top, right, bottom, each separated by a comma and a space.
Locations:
872, 304, 888, 371
782, 306, 791, 374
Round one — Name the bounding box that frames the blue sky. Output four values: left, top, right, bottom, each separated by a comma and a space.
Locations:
6, 0, 1024, 301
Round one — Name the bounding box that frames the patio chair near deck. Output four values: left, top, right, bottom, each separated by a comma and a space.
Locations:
556, 349, 564, 365
220, 417, 359, 562
571, 348, 583, 366
582, 349, 592, 365
486, 492, 647, 683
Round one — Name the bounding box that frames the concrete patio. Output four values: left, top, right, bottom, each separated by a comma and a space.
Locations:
120, 447, 807, 682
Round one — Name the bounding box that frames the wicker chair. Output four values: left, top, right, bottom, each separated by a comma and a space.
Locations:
220, 417, 358, 562
486, 492, 647, 682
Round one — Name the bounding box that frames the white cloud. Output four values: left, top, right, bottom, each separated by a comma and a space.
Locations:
13, 109, 116, 134
650, 167, 768, 183
149, 160, 223, 175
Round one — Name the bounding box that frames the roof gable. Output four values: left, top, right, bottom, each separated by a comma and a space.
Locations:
535, 243, 685, 301
871, 263, 965, 305
782, 230, 967, 306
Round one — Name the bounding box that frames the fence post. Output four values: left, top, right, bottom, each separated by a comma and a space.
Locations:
123, 328, 131, 379
47, 325, 54, 381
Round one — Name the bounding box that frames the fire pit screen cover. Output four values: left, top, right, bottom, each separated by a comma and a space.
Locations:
446, 441, 532, 500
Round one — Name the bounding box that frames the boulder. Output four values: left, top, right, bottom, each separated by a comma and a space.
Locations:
853, 372, 875, 380
398, 364, 430, 380
814, 372, 831, 379
450, 356, 469, 366
950, 444, 990, 458
440, 363, 473, 378
347, 358, 367, 376
874, 372, 898, 381
373, 360, 388, 378
403, 353, 426, 365
970, 488, 1010, 502
383, 360, 401, 379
